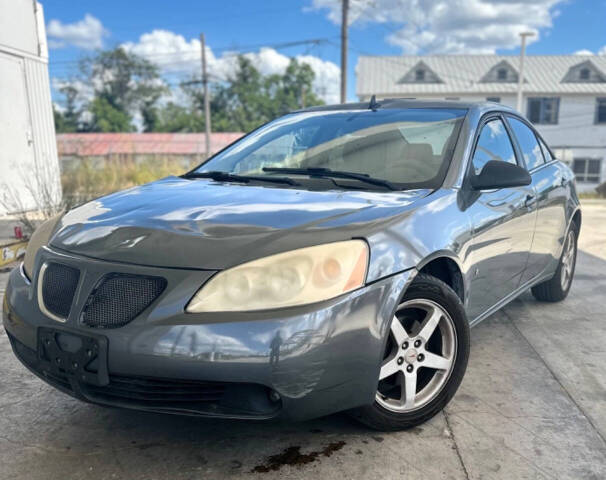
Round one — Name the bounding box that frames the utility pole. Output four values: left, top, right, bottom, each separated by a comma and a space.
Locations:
340, 0, 349, 104
200, 33, 211, 158
516, 31, 535, 113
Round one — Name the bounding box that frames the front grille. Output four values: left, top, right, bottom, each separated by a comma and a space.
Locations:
81, 274, 166, 328
41, 263, 80, 319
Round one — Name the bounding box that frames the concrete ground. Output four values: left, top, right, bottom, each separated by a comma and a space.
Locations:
1, 203, 605, 480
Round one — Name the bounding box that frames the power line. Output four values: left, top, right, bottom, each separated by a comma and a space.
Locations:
48, 37, 336, 66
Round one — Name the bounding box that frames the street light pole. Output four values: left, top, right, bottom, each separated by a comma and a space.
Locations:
516, 31, 535, 113
340, 0, 349, 104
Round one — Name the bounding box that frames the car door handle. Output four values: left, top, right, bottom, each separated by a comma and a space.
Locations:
524, 194, 536, 208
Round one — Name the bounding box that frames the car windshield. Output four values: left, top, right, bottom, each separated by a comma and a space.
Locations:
194, 108, 467, 189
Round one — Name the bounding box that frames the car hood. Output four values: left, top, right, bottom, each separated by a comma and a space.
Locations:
50, 176, 430, 270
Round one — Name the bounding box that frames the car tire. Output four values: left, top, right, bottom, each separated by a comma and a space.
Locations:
349, 273, 470, 431
531, 221, 579, 303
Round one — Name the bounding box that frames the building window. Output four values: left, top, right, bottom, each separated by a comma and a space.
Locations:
596, 98, 606, 124
415, 69, 425, 81
486, 97, 501, 103
527, 97, 560, 124
579, 68, 590, 80
497, 68, 508, 81
573, 158, 601, 183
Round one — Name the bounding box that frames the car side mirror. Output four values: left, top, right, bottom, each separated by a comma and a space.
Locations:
470, 160, 531, 190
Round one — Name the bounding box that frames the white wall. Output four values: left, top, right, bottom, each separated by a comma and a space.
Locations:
0, 0, 40, 56
0, 1, 61, 215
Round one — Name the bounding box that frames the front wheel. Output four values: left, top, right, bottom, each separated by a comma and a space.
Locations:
350, 274, 470, 431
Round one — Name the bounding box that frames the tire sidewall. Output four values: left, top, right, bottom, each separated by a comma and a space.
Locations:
559, 225, 579, 297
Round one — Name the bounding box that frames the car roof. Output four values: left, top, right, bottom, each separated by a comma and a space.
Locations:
294, 98, 518, 116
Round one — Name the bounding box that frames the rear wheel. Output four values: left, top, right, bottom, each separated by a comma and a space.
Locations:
531, 222, 578, 302
350, 274, 470, 431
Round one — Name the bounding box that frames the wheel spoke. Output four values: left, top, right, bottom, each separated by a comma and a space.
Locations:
403, 371, 417, 408
422, 351, 452, 370
376, 298, 458, 414
418, 307, 442, 342
379, 358, 400, 380
390, 316, 409, 345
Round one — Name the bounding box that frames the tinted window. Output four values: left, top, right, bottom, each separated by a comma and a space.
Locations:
508, 117, 544, 170
197, 108, 467, 188
471, 118, 517, 175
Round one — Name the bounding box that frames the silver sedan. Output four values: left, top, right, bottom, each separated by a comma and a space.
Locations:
3, 99, 580, 430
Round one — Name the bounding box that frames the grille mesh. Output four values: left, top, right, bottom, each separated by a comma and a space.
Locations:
41, 263, 80, 319
82, 274, 166, 328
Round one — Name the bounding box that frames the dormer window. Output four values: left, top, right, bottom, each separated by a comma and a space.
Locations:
398, 61, 443, 84
562, 61, 606, 83
480, 60, 518, 83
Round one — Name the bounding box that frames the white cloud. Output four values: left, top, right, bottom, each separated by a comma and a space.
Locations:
122, 30, 340, 103
47, 14, 108, 50
573, 46, 606, 56
311, 0, 563, 54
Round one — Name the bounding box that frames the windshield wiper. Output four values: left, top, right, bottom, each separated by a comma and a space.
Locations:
183, 170, 299, 186
262, 167, 398, 190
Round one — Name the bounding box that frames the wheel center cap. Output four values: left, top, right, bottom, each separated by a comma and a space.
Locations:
405, 348, 418, 364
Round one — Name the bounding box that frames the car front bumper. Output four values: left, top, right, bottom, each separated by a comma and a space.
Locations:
3, 247, 415, 421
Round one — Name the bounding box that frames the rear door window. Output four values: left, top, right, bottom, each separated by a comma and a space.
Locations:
508, 117, 545, 170
538, 137, 553, 162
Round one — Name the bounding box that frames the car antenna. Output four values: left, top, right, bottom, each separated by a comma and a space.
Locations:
369, 94, 379, 111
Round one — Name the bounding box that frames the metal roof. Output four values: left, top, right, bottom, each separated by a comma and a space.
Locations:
356, 55, 606, 97
57, 133, 244, 156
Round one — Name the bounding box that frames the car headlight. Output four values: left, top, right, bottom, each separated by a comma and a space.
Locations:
186, 240, 369, 312
22, 214, 63, 280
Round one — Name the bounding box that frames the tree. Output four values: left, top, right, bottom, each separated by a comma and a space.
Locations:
264, 59, 323, 118
56, 49, 324, 133
78, 47, 166, 132
89, 96, 133, 132
153, 102, 205, 132
53, 84, 81, 133
207, 56, 323, 132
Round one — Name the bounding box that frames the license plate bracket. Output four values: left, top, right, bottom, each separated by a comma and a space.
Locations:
37, 327, 109, 386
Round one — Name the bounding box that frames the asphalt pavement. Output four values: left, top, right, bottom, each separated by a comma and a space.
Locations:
1, 203, 605, 480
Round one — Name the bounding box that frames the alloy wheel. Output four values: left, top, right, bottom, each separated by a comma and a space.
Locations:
376, 298, 457, 413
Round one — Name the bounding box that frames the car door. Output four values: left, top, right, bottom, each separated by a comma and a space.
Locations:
465, 115, 537, 321
506, 116, 568, 285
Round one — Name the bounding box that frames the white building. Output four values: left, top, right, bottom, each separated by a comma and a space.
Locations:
0, 0, 61, 215
356, 55, 606, 192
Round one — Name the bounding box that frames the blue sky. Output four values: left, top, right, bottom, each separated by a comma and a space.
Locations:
45, 0, 606, 104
